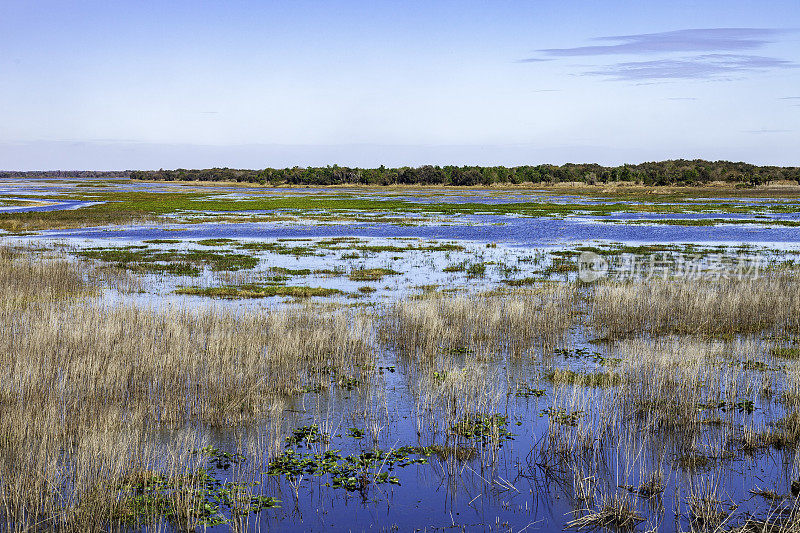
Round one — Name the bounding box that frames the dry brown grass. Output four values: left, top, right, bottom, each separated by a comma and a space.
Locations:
0, 244, 374, 530
382, 285, 579, 359
590, 275, 800, 339
3, 239, 800, 531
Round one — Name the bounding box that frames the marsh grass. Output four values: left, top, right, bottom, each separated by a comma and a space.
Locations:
0, 245, 374, 530
4, 238, 800, 531
590, 275, 800, 338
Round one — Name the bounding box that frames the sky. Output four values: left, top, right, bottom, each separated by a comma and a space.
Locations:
0, 0, 798, 170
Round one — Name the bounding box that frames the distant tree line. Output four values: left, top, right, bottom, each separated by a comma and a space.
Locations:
129, 160, 800, 186
0, 171, 131, 178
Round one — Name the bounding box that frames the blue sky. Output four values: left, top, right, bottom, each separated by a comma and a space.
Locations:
1, 0, 798, 170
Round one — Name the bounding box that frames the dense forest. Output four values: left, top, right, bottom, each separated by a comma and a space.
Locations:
128, 160, 800, 186
4, 161, 799, 186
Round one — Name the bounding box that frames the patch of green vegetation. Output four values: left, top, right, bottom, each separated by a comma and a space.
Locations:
76, 246, 258, 272
770, 346, 800, 359
554, 348, 622, 366
343, 242, 465, 254
269, 267, 311, 276
267, 445, 431, 493
115, 446, 279, 528
515, 385, 546, 399
285, 425, 328, 447
336, 375, 361, 390
697, 399, 756, 414
348, 267, 400, 282
450, 413, 514, 442
443, 260, 486, 277
443, 261, 467, 273
543, 257, 578, 275
314, 267, 346, 276
123, 262, 201, 276
236, 241, 319, 257
503, 276, 541, 286
196, 238, 237, 246
540, 407, 583, 427
175, 285, 342, 299
142, 239, 181, 244
346, 427, 365, 439
465, 262, 487, 278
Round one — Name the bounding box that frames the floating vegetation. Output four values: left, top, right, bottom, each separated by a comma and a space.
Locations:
450, 413, 514, 442
541, 407, 584, 427
285, 425, 329, 447
514, 384, 546, 399
697, 399, 756, 414
346, 427, 365, 439
267, 445, 432, 493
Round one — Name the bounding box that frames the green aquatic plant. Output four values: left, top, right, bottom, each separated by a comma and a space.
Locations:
514, 384, 546, 399
540, 407, 583, 427
450, 413, 514, 442
266, 445, 431, 493
285, 425, 329, 447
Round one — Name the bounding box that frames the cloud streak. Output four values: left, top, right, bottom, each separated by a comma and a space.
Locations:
585, 54, 797, 81
521, 28, 798, 81
534, 28, 788, 57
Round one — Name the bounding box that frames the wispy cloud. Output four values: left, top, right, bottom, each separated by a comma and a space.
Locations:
534, 28, 787, 57
521, 28, 798, 81
585, 54, 797, 81
743, 128, 793, 134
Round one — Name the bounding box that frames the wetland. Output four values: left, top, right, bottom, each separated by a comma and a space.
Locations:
2, 176, 800, 531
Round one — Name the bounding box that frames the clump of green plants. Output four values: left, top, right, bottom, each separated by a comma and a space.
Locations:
286, 425, 329, 447
196, 238, 237, 246
348, 268, 400, 281
175, 285, 342, 299
266, 445, 431, 493
115, 446, 279, 528
465, 262, 487, 278
515, 384, 546, 399
540, 407, 583, 427
770, 346, 800, 358
450, 413, 514, 442
77, 246, 258, 272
